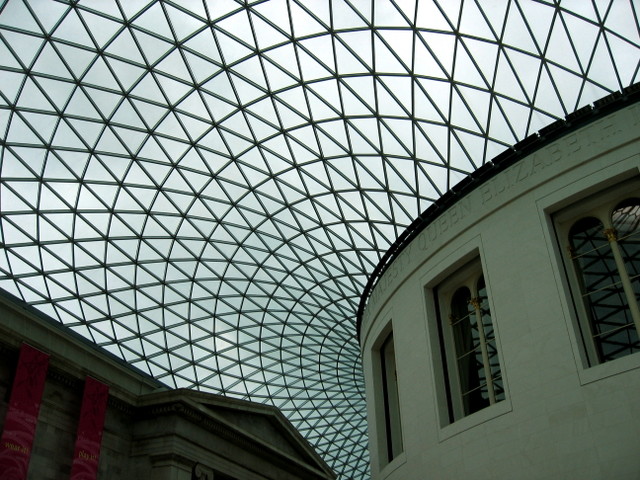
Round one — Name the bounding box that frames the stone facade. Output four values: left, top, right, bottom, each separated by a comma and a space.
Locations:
360, 98, 640, 479
0, 291, 335, 480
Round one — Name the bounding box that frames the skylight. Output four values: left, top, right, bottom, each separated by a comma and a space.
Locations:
1, 1, 639, 478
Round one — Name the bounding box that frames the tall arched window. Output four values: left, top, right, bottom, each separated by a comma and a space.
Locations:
566, 198, 640, 364
436, 261, 504, 422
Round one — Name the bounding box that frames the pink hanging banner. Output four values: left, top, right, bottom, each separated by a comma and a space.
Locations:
69, 376, 109, 480
0, 343, 50, 480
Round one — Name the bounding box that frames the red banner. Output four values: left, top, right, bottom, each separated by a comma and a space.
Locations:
69, 376, 109, 480
0, 343, 50, 480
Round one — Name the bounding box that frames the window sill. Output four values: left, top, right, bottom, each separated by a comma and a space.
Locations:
578, 352, 640, 385
437, 399, 512, 442
379, 451, 406, 479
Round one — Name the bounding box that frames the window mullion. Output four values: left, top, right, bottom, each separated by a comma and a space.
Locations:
469, 296, 496, 405
603, 228, 640, 337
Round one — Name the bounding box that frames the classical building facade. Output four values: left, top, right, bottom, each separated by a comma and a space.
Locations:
0, 289, 335, 480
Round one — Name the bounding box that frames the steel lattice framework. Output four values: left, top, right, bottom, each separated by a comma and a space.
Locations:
0, 1, 639, 478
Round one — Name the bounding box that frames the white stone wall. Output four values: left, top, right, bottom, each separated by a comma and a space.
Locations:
361, 102, 640, 480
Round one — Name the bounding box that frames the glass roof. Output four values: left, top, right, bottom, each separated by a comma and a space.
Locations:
0, 1, 638, 477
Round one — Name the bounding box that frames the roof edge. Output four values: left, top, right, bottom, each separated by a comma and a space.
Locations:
356, 82, 640, 342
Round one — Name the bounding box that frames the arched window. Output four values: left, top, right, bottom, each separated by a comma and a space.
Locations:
567, 199, 640, 364
450, 286, 487, 416
437, 262, 504, 421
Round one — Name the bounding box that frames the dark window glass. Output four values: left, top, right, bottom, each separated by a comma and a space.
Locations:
436, 263, 503, 423
569, 216, 638, 361
380, 333, 403, 462
477, 276, 505, 404
450, 286, 489, 416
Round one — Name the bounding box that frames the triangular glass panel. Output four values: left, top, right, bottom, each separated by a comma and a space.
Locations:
347, 118, 380, 154
532, 66, 567, 118
111, 98, 146, 129
0, 70, 25, 104
84, 87, 122, 119
156, 49, 193, 81
134, 2, 174, 41
334, 37, 370, 76
502, 4, 540, 53
244, 112, 279, 141
250, 9, 290, 51
381, 118, 413, 154
78, 8, 124, 48
106, 57, 147, 92
548, 65, 583, 114
105, 28, 145, 64
230, 72, 267, 104
340, 77, 374, 115
374, 0, 411, 28
219, 128, 254, 157
1, 30, 44, 68
607, 32, 639, 87
156, 73, 193, 106
214, 27, 255, 66
184, 28, 223, 63
95, 126, 128, 154
83, 56, 120, 90
176, 112, 212, 142
376, 77, 411, 116
65, 88, 102, 120
216, 8, 255, 47
155, 111, 187, 139
112, 126, 148, 155
202, 72, 238, 110
17, 77, 56, 112
488, 97, 519, 145
21, 111, 59, 144
130, 98, 167, 130
156, 135, 191, 161
299, 35, 335, 74
495, 49, 532, 104
290, 1, 329, 37
545, 17, 581, 73
263, 43, 301, 82
0, 0, 41, 33
130, 71, 166, 104
332, 0, 369, 29
183, 50, 222, 84
51, 119, 85, 150
53, 43, 97, 79
165, 3, 206, 42
52, 8, 93, 46
198, 128, 232, 156
178, 91, 211, 122
379, 29, 414, 71
132, 29, 175, 66
373, 33, 407, 74
274, 99, 308, 130
454, 41, 488, 88
459, 0, 494, 40
288, 127, 320, 160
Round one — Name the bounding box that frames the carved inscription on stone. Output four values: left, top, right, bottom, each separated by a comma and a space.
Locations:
362, 106, 640, 327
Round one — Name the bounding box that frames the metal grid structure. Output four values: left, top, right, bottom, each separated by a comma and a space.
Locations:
0, 1, 638, 478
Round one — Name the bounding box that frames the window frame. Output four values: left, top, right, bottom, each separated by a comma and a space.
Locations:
430, 256, 505, 424
553, 178, 640, 367
379, 332, 403, 463
371, 323, 404, 468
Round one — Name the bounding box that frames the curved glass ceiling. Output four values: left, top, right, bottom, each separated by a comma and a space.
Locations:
1, 1, 639, 478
